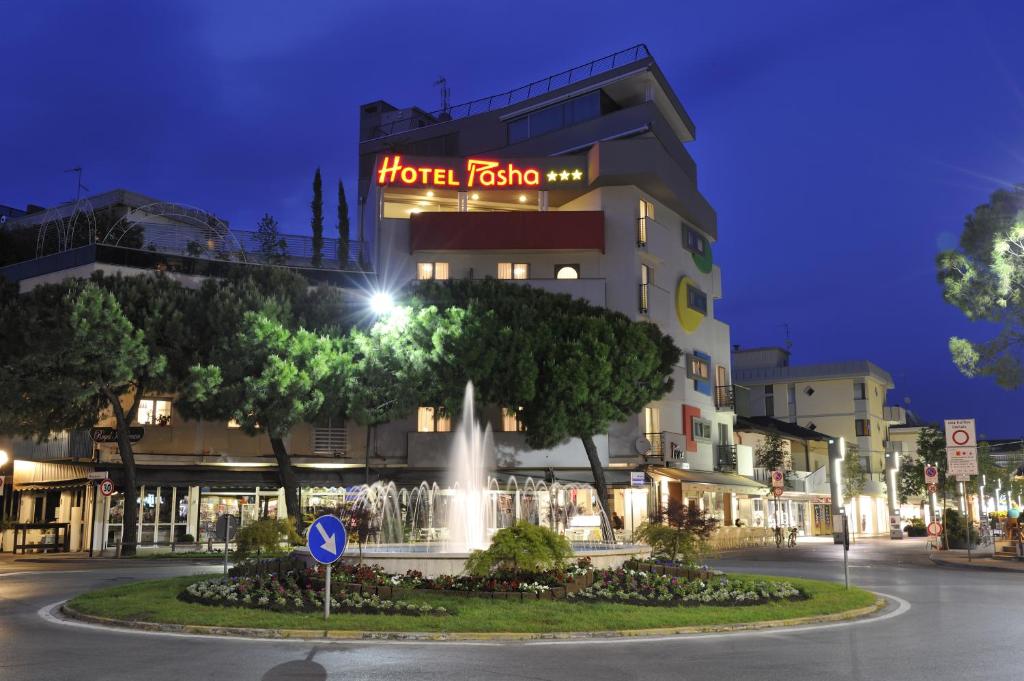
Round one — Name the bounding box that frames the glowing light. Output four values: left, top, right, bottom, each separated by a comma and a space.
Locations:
369, 292, 395, 316
470, 193, 479, 200
571, 169, 583, 180
0, 449, 7, 467
426, 190, 434, 197
547, 171, 558, 182
559, 170, 570, 181
518, 194, 527, 203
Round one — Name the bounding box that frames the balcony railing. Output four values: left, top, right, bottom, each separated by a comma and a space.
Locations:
637, 217, 648, 247
363, 44, 651, 141
714, 385, 735, 411
715, 444, 737, 473
639, 283, 649, 313
12, 430, 93, 461
645, 432, 663, 457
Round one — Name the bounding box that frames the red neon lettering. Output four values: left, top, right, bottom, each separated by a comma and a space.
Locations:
466, 159, 498, 188
418, 167, 432, 184
432, 168, 447, 185
523, 169, 540, 186
377, 155, 402, 184
507, 166, 522, 185
447, 169, 459, 186
400, 167, 418, 184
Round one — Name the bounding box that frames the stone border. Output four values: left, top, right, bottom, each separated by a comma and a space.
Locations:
60, 597, 886, 642
929, 553, 1024, 573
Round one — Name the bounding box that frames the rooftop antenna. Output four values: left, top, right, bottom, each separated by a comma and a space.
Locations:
434, 76, 451, 117
780, 323, 793, 351
64, 166, 88, 202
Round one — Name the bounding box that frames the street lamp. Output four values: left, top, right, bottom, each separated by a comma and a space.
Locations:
0, 449, 8, 467
369, 291, 395, 316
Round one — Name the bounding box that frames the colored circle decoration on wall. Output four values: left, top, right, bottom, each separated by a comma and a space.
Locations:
691, 244, 713, 274
675, 276, 705, 333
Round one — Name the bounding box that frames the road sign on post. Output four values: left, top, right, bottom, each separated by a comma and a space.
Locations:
98, 479, 115, 497
924, 465, 938, 485
307, 514, 348, 621
771, 470, 785, 488
944, 419, 976, 448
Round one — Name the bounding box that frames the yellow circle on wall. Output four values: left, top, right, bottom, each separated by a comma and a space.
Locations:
676, 276, 704, 333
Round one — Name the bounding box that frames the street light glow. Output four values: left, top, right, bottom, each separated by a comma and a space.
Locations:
0, 449, 7, 466
369, 292, 395, 316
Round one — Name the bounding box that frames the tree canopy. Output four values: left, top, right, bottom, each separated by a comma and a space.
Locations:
938, 185, 1024, 388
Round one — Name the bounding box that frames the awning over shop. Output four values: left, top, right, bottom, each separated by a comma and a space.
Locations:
13, 460, 91, 491
649, 467, 768, 493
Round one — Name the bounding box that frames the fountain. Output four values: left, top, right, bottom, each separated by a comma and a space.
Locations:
299, 382, 648, 575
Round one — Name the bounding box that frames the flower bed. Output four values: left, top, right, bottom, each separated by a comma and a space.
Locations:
180, 574, 449, 616
566, 568, 804, 607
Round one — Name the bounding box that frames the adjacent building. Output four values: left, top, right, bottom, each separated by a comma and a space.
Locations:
732, 346, 895, 535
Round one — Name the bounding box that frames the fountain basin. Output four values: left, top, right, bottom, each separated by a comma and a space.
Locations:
294, 543, 651, 578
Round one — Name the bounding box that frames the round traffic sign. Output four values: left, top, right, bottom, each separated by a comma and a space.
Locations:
98, 479, 114, 497
307, 514, 347, 565
771, 487, 784, 498
925, 465, 938, 478
926, 483, 938, 494
927, 521, 943, 537
950, 429, 970, 446
772, 471, 784, 482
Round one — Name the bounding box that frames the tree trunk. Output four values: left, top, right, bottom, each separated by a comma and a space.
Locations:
579, 434, 614, 541
104, 388, 139, 557
269, 434, 303, 533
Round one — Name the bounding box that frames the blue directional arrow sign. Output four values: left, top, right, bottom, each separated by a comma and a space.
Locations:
307, 514, 347, 565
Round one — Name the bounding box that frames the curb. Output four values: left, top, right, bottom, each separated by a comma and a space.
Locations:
928, 554, 1024, 573
60, 598, 886, 642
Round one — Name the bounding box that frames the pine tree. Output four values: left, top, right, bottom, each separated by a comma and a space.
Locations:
311, 168, 324, 268
337, 179, 350, 269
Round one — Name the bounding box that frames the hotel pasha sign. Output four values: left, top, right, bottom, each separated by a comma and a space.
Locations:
376, 154, 587, 190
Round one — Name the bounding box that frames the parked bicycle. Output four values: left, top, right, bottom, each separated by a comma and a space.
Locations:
773, 525, 784, 549
788, 527, 798, 548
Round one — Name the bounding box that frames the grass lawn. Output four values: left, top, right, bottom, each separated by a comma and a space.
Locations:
68, 573, 878, 634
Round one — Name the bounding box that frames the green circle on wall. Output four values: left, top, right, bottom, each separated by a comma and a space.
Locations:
691, 244, 713, 274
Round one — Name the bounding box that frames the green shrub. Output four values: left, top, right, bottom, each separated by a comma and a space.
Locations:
635, 499, 718, 567
464, 522, 573, 576
178, 534, 195, 543
234, 518, 303, 561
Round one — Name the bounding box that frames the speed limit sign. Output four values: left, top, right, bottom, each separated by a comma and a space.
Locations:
98, 479, 115, 496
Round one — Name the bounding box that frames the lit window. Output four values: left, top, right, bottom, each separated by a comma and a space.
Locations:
555, 264, 579, 279
764, 385, 775, 418
638, 199, 654, 247
137, 399, 172, 426
417, 407, 451, 433
501, 407, 526, 433
855, 419, 871, 437
498, 263, 528, 280
417, 262, 449, 280
686, 284, 708, 314
227, 419, 241, 429
687, 355, 710, 381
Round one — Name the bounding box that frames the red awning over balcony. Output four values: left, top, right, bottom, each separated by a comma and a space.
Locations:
409, 211, 604, 253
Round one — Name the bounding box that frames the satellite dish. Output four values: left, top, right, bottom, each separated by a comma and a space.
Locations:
0, 215, 7, 224
634, 437, 652, 455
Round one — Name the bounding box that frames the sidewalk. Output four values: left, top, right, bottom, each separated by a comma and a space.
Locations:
929, 549, 1024, 573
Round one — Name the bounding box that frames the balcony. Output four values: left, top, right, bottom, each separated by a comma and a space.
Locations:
637, 217, 648, 248
715, 445, 737, 473
714, 385, 735, 411
11, 430, 93, 461
639, 283, 649, 313
645, 432, 663, 457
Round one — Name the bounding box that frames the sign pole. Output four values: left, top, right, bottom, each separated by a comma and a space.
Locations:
841, 512, 850, 589
324, 564, 332, 621
88, 481, 98, 558
965, 482, 972, 563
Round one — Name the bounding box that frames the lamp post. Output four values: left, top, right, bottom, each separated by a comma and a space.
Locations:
365, 291, 401, 485
0, 449, 9, 552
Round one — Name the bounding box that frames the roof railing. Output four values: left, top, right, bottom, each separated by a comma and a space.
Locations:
363, 44, 652, 141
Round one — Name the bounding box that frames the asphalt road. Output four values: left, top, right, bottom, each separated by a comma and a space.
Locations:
0, 539, 1016, 681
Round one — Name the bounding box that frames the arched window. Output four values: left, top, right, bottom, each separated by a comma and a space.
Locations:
555, 264, 579, 279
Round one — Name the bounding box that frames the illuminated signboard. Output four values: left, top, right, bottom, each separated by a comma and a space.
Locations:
376, 154, 587, 190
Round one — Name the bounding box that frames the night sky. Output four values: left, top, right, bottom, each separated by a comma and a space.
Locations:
3, 1, 1023, 435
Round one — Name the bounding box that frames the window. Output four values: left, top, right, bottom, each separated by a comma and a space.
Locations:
854, 382, 866, 400
687, 354, 710, 380
683, 225, 708, 256
764, 385, 775, 418
506, 91, 609, 144
497, 262, 529, 280
855, 419, 871, 437
137, 399, 172, 426
638, 199, 654, 247
501, 407, 526, 433
417, 407, 451, 433
686, 285, 708, 314
555, 264, 580, 279
417, 262, 449, 280
643, 406, 661, 435
788, 384, 796, 417
692, 417, 712, 441
640, 264, 650, 313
